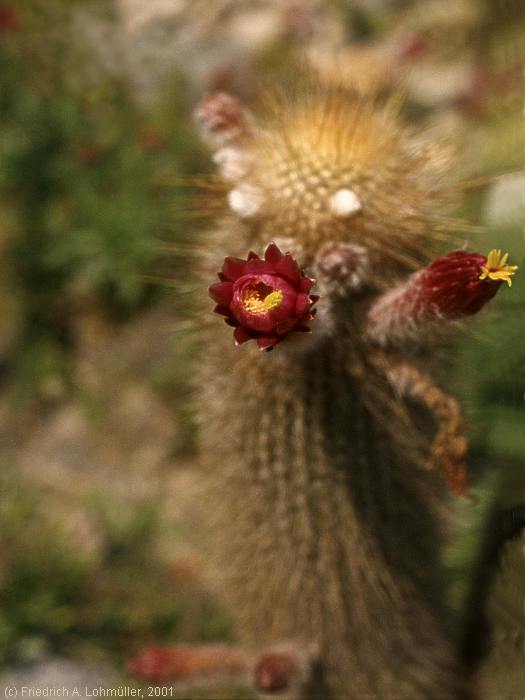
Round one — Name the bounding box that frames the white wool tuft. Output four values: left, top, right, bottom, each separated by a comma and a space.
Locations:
329, 189, 362, 217
228, 184, 264, 218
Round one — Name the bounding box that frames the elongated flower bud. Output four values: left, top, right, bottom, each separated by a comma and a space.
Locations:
367, 249, 518, 347
126, 645, 250, 683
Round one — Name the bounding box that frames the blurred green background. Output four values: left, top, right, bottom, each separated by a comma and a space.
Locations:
0, 0, 523, 695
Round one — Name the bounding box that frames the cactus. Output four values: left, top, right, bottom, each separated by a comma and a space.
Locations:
193, 87, 517, 699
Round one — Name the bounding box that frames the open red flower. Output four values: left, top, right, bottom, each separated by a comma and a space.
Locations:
209, 243, 318, 351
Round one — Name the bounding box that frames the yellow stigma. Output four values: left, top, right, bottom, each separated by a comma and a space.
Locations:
479, 249, 519, 287
242, 283, 283, 313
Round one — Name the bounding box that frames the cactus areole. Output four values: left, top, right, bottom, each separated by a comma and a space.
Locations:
196, 88, 517, 699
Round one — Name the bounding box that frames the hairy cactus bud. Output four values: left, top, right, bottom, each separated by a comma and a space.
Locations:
367, 248, 518, 346
315, 241, 370, 295
194, 91, 251, 148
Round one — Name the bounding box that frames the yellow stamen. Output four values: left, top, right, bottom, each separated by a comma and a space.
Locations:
262, 290, 284, 311
479, 249, 519, 287
242, 283, 283, 313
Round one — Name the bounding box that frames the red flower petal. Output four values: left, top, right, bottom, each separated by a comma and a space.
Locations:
234, 326, 253, 344
257, 335, 279, 350
222, 257, 248, 281
214, 304, 233, 317
275, 318, 298, 335
209, 281, 233, 305
295, 293, 312, 317
300, 277, 315, 293
264, 242, 284, 265
244, 258, 276, 276
275, 254, 300, 285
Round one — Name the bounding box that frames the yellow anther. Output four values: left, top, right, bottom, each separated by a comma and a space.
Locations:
262, 290, 284, 311
479, 249, 518, 287
242, 284, 283, 313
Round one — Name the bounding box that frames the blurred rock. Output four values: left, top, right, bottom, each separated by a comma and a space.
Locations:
5, 300, 193, 563
103, 0, 342, 100
484, 172, 525, 229
403, 60, 476, 107
18, 405, 97, 479
307, 42, 396, 96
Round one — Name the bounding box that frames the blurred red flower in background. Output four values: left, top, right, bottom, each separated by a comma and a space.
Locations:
0, 4, 19, 32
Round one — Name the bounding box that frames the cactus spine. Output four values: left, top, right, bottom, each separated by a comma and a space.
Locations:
195, 86, 508, 699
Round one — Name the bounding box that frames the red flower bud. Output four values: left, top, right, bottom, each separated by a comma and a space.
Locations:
367, 249, 518, 347
0, 5, 19, 32
194, 92, 249, 147
420, 250, 499, 316
209, 243, 318, 351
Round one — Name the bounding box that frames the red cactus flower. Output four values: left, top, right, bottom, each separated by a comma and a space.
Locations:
367, 249, 518, 346
209, 243, 318, 351
0, 4, 19, 32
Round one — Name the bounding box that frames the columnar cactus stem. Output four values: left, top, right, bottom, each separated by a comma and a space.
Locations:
193, 87, 517, 699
